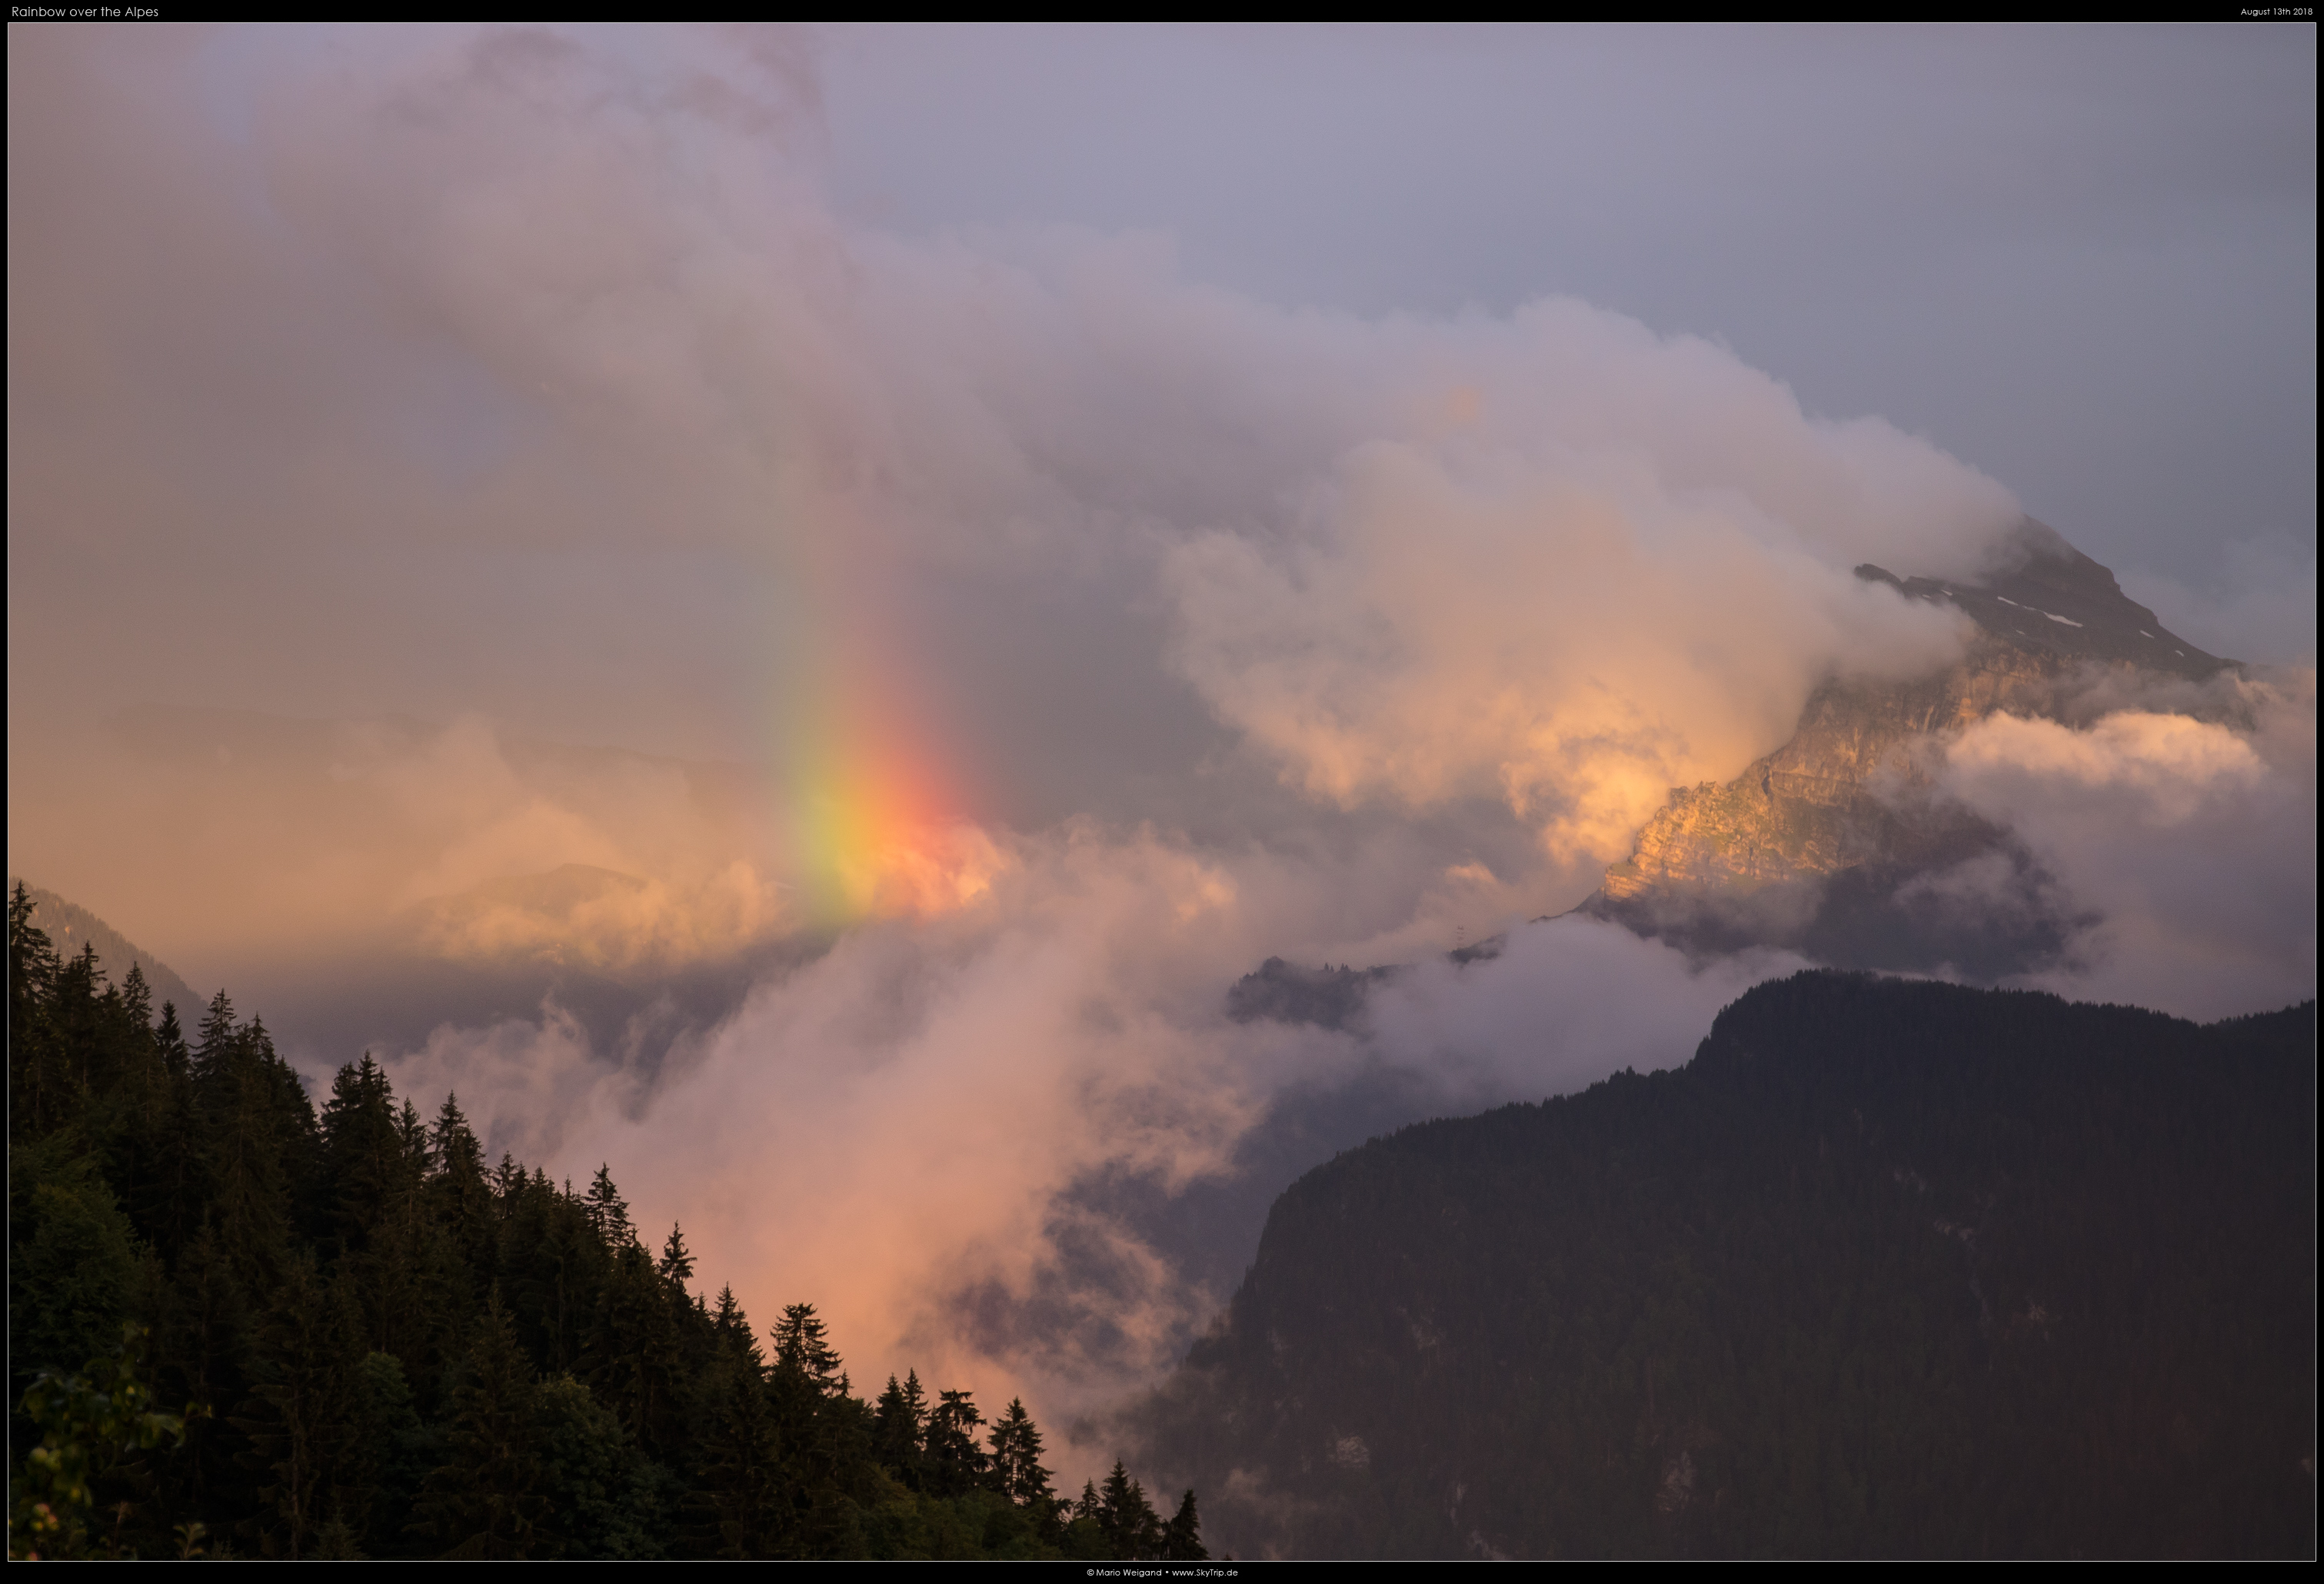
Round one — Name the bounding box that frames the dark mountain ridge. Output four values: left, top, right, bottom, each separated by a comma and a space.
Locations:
1135, 971, 2316, 1559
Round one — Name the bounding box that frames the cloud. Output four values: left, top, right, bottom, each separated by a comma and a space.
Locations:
377, 831, 1804, 1450
1164, 432, 1978, 870
1365, 913, 1809, 1105
5, 710, 795, 995
2120, 537, 2319, 669
11, 26, 2016, 889
387, 1000, 631, 1167
1939, 672, 2316, 1019
382, 828, 1292, 1422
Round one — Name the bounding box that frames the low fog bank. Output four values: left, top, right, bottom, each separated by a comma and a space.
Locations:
362, 870, 1809, 1459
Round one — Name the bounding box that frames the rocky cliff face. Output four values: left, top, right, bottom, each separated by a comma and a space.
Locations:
1582, 521, 2229, 974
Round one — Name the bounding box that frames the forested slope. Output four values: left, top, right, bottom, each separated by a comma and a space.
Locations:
5, 885, 1204, 1560
9, 880, 201, 1022
1138, 971, 2316, 1559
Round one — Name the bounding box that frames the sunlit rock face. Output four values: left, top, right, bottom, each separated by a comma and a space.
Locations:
1582, 521, 2229, 977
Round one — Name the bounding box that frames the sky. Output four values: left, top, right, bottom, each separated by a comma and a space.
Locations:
7, 22, 2316, 1457
814, 25, 2316, 623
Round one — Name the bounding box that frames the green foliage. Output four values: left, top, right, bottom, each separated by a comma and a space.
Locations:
987, 1396, 1060, 1516
872, 1371, 927, 1484
230, 1253, 369, 1557
351, 1352, 433, 1555
411, 1293, 550, 1558
690, 1340, 784, 1558
5, 889, 1197, 1560
923, 1389, 987, 1496
534, 1373, 667, 1558
8, 1326, 191, 1559
860, 1479, 1061, 1560
8, 1137, 143, 1395
1092, 1459, 1167, 1558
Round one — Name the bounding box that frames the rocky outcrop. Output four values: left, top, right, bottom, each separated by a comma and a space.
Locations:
1583, 521, 2228, 973
1599, 634, 2058, 903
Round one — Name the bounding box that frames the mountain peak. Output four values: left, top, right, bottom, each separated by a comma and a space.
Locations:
1585, 524, 2233, 973
1857, 519, 2226, 678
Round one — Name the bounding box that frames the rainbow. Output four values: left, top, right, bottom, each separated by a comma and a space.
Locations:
784, 683, 966, 923
766, 500, 1000, 928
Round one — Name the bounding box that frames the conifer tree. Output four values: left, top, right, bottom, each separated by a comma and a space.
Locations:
872, 1373, 927, 1483
583, 1165, 633, 1249
770, 1303, 844, 1396
153, 1001, 189, 1080
395, 1098, 428, 1168
710, 1284, 744, 1337
127, 999, 204, 1260
764, 1303, 873, 1554
47, 943, 102, 1106
430, 1096, 495, 1299
6, 881, 57, 1014
411, 1292, 547, 1559
8, 887, 64, 1137
118, 961, 152, 1031
1097, 1461, 1163, 1559
924, 1389, 987, 1496
581, 1233, 675, 1449
432, 1095, 484, 1183
359, 1095, 438, 1367
198, 1017, 297, 1289
490, 1153, 526, 1204
1161, 1489, 1207, 1561
692, 1353, 784, 1559
658, 1224, 695, 1287
193, 990, 238, 1084
232, 1256, 365, 1558
987, 1397, 1059, 1516
319, 1055, 402, 1263
4, 913, 1215, 1561
246, 1020, 322, 1226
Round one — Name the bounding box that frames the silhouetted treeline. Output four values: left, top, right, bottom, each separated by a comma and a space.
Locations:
6, 885, 1204, 1560
1141, 970, 2316, 1559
